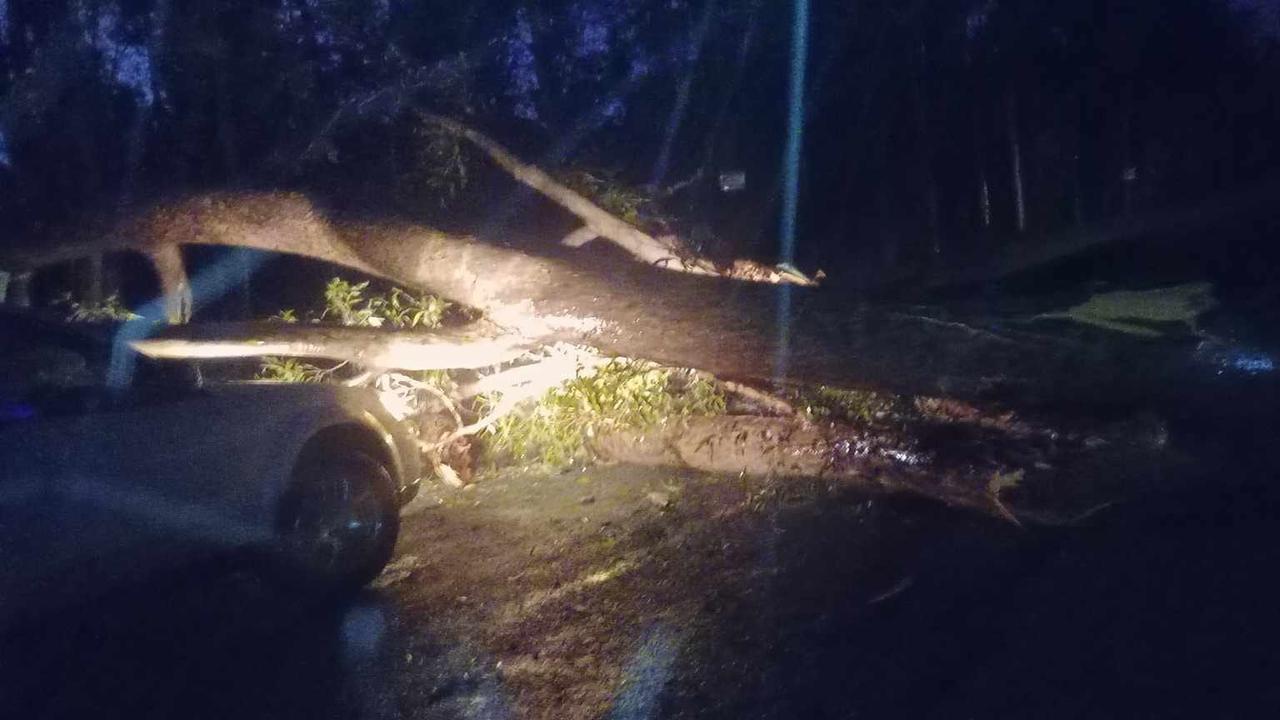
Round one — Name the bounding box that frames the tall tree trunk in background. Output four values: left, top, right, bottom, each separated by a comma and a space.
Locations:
973, 98, 991, 231
963, 39, 990, 243
1007, 93, 1027, 234
650, 0, 717, 187
699, 0, 759, 172
215, 65, 239, 178
211, 33, 252, 318
122, 0, 169, 200
978, 163, 992, 230
913, 38, 941, 258
521, 3, 560, 130
1072, 123, 1084, 227
1120, 110, 1135, 216
77, 255, 105, 307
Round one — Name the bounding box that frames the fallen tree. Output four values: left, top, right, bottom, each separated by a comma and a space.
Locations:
4, 176, 1274, 528
3, 190, 1274, 422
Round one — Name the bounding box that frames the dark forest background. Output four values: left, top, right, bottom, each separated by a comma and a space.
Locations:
2, 0, 1279, 287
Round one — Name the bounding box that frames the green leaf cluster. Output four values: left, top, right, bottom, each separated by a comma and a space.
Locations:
797, 385, 897, 424
319, 278, 449, 329
56, 293, 140, 323
483, 360, 725, 468
558, 169, 651, 225
259, 277, 448, 382
258, 357, 327, 384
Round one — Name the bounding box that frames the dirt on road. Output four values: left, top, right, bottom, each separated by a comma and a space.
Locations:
376, 465, 1004, 720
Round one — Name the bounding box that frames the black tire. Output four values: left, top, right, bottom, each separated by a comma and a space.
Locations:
274, 450, 400, 594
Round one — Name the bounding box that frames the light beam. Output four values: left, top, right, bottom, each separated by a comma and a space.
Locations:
776, 0, 810, 380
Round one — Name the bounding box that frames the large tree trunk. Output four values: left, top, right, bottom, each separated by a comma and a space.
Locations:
3, 191, 1272, 425
134, 319, 532, 371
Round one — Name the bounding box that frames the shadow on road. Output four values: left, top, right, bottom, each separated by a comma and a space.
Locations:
0, 556, 500, 720
660, 479, 1280, 719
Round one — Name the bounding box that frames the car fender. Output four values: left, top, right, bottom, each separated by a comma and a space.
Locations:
266, 398, 407, 500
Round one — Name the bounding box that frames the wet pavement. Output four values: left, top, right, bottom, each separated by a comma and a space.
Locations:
2, 562, 527, 719
4, 466, 1280, 719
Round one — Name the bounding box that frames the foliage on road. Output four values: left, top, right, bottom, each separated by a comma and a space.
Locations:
483, 360, 724, 468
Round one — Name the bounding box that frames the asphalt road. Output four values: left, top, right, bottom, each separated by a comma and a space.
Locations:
1, 556, 511, 720
5, 468, 1280, 720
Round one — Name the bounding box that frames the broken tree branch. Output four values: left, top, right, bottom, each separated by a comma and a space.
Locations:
714, 378, 798, 416
130, 320, 538, 371
415, 111, 719, 275
455, 349, 600, 399
430, 352, 591, 449
381, 371, 465, 430
414, 111, 816, 286
561, 226, 602, 249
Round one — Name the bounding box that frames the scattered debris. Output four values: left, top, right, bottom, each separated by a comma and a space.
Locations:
372, 554, 424, 589
646, 491, 672, 510
867, 576, 915, 605
401, 493, 446, 516
1038, 282, 1216, 337
986, 469, 1025, 525
437, 463, 467, 488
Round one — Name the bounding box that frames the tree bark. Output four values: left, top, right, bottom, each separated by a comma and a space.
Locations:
913, 37, 941, 258
133, 320, 533, 371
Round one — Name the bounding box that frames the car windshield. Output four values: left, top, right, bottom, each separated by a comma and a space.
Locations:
3, 1, 1280, 718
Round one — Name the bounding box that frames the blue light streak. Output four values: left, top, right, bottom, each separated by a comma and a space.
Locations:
108, 250, 268, 390
776, 0, 809, 380
607, 623, 681, 720
780, 0, 810, 266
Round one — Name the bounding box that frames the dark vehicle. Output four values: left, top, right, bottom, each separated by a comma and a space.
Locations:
0, 311, 423, 622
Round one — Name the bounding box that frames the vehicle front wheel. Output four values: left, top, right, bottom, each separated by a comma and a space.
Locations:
274, 450, 399, 593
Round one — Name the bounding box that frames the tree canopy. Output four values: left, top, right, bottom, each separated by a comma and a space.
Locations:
2, 0, 1279, 280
